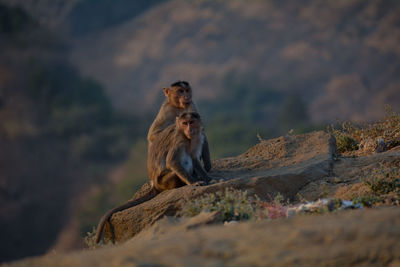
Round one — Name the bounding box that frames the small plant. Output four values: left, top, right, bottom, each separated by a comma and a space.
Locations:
256, 133, 264, 142
328, 198, 343, 211
365, 174, 400, 195
349, 167, 400, 208
183, 188, 374, 223
327, 105, 400, 153
336, 135, 359, 152
353, 195, 380, 208
182, 188, 258, 222
255, 201, 288, 220
328, 122, 359, 153
182, 189, 290, 222
296, 193, 308, 203
84, 227, 98, 250
83, 226, 113, 249
273, 192, 285, 206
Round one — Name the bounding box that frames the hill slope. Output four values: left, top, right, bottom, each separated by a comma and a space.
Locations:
0, 3, 140, 262
69, 0, 400, 124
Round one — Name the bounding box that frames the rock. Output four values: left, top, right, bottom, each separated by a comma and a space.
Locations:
10, 207, 400, 267
103, 131, 337, 243
298, 147, 400, 202
359, 138, 376, 153
286, 198, 363, 217
375, 138, 386, 153
360, 137, 387, 153
333, 177, 342, 184
132, 211, 221, 242
224, 220, 239, 226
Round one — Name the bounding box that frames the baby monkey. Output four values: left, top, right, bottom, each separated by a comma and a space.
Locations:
95, 112, 210, 243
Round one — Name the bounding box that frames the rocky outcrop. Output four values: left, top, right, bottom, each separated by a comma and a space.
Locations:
299, 145, 400, 201
7, 131, 400, 267
9, 207, 400, 267
104, 131, 337, 243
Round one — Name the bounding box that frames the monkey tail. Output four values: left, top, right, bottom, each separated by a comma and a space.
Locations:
94, 187, 159, 244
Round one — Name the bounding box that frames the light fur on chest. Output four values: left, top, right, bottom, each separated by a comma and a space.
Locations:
181, 134, 204, 173
180, 153, 193, 173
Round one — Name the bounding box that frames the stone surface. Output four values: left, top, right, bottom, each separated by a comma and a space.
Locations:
7, 131, 400, 267
299, 147, 400, 201
9, 207, 400, 267
104, 131, 337, 243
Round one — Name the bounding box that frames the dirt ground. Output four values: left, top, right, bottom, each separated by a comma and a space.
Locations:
5, 207, 400, 267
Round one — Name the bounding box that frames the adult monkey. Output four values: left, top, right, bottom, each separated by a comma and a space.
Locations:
148, 112, 211, 190
147, 81, 212, 172
95, 112, 211, 243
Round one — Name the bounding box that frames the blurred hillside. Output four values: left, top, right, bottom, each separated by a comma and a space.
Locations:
0, 3, 144, 262
3, 0, 400, 155
66, 0, 400, 123
73, 0, 400, 157
4, 0, 399, 120
0, 0, 165, 34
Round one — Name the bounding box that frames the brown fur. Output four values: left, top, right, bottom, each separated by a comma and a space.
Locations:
148, 112, 211, 191
147, 81, 211, 171
95, 112, 210, 244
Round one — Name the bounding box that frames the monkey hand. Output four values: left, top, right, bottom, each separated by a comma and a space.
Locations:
192, 181, 207, 186
208, 176, 223, 184
205, 176, 213, 184
206, 175, 218, 183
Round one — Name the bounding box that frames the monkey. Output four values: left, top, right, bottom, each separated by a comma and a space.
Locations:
148, 112, 212, 190
147, 81, 195, 143
95, 112, 211, 244
147, 81, 212, 172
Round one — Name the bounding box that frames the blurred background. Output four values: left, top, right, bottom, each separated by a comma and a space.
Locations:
0, 0, 399, 262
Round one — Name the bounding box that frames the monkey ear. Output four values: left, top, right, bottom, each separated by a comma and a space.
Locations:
163, 87, 170, 97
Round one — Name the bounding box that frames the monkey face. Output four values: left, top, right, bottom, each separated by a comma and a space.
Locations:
180, 118, 201, 139
166, 86, 192, 109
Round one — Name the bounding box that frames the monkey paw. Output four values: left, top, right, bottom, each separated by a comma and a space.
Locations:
193, 181, 206, 186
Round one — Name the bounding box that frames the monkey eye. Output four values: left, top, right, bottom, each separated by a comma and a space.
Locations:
182, 120, 195, 126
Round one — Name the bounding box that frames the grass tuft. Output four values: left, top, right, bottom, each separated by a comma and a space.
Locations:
182, 188, 260, 222
83, 227, 113, 250
328, 105, 400, 153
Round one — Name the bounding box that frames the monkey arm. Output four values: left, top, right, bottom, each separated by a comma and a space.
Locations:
147, 128, 156, 143
201, 134, 212, 172
147, 118, 164, 143
147, 101, 169, 143
148, 102, 181, 143
166, 147, 197, 185
193, 158, 211, 183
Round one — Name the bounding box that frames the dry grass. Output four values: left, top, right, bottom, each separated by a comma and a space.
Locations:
328, 105, 400, 153
181, 188, 288, 222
